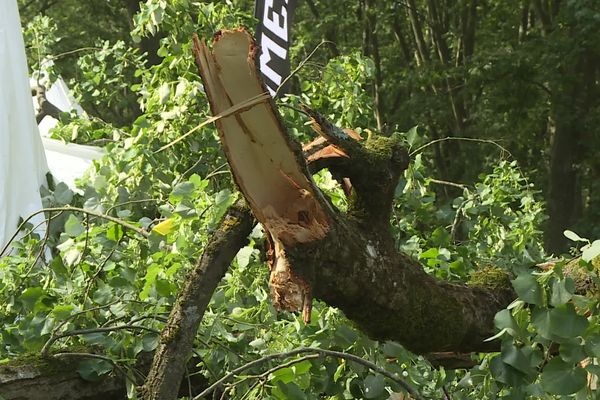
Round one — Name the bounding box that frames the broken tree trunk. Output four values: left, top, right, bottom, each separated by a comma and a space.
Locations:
192, 27, 514, 355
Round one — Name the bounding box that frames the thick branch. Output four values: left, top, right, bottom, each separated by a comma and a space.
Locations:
142, 200, 253, 400
0, 352, 206, 400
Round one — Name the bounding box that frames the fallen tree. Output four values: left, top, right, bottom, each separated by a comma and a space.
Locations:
191, 28, 514, 353
142, 28, 516, 399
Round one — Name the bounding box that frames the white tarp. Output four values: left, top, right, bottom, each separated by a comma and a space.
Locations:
0, 0, 49, 248
41, 137, 104, 190
34, 75, 105, 190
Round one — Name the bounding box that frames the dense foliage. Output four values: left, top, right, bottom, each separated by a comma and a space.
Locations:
2, 0, 599, 399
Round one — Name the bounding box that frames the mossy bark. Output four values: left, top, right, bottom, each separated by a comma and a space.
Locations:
0, 356, 123, 400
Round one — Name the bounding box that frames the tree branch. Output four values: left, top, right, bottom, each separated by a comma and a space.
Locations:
193, 347, 424, 400
142, 200, 253, 400
0, 206, 148, 258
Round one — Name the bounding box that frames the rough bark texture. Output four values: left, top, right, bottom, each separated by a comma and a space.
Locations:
142, 200, 253, 400
192, 28, 515, 356
0, 352, 206, 400
546, 53, 594, 253
0, 356, 123, 400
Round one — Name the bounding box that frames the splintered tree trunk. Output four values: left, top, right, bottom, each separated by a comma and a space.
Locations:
192, 28, 514, 354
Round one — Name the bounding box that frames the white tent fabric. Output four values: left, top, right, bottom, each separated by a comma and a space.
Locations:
0, 0, 50, 248
33, 74, 105, 191
41, 137, 104, 191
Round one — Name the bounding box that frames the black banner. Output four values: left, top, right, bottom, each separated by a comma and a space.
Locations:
254, 0, 297, 97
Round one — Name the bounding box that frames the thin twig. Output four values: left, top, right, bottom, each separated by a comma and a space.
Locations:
105, 198, 159, 215
155, 92, 271, 153
205, 165, 230, 180
257, 354, 320, 378
175, 158, 206, 185
450, 198, 469, 242
192, 347, 423, 400
76, 214, 91, 271
0, 206, 148, 258
186, 366, 194, 400
24, 210, 59, 277
47, 47, 102, 60
443, 385, 452, 399
41, 324, 160, 357
274, 40, 333, 98
409, 136, 512, 158
428, 178, 468, 191
82, 238, 122, 302
52, 300, 123, 337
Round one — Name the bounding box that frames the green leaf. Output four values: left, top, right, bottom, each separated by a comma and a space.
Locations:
158, 82, 170, 104
334, 325, 358, 347
559, 340, 586, 364
584, 334, 600, 357
272, 381, 306, 400
585, 364, 600, 378
382, 341, 405, 358
173, 200, 196, 218
170, 182, 195, 201
155, 278, 171, 297
512, 273, 543, 305
494, 309, 522, 338
405, 125, 421, 147
248, 338, 265, 348
363, 374, 385, 399
501, 343, 535, 376
532, 304, 588, 341
107, 224, 123, 242
19, 287, 45, 309
333, 362, 345, 382
419, 247, 438, 259
140, 264, 160, 300
550, 278, 574, 306
63, 248, 82, 266
540, 358, 586, 395
77, 358, 113, 382
293, 360, 312, 375
489, 355, 527, 387
51, 304, 75, 319
563, 230, 587, 242
64, 214, 85, 237
142, 333, 159, 352
271, 367, 295, 384
582, 240, 600, 262
236, 246, 254, 269
54, 182, 74, 204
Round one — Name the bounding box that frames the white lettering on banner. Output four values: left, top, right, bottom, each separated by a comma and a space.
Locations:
263, 0, 288, 41
259, 33, 287, 95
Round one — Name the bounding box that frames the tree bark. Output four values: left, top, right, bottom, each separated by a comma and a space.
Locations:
142, 201, 253, 400
0, 352, 206, 400
0, 357, 124, 400
546, 53, 594, 253
362, 0, 384, 132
